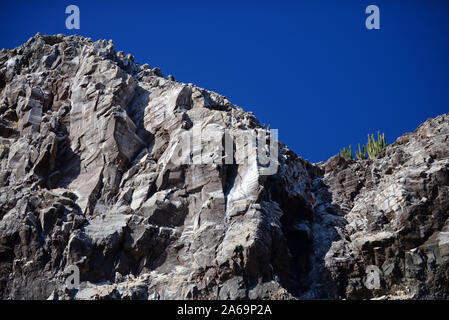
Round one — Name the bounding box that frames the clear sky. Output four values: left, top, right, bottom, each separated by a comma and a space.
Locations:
1, 0, 448, 162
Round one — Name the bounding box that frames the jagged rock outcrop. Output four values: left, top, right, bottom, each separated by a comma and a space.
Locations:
0, 34, 448, 300
319, 114, 449, 299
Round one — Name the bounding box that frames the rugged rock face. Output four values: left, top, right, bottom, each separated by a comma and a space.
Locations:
0, 34, 448, 300
320, 115, 449, 299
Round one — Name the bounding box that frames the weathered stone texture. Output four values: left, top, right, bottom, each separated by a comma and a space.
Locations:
0, 34, 448, 300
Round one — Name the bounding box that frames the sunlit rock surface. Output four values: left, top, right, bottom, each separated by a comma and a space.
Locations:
0, 34, 448, 299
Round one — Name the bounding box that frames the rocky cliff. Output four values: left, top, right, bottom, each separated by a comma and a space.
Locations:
0, 34, 448, 300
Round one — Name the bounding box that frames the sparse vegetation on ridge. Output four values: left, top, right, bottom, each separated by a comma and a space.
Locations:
340, 131, 387, 160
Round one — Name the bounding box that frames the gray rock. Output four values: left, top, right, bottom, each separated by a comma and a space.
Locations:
0, 33, 448, 300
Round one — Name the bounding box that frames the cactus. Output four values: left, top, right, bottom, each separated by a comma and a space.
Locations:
355, 143, 367, 160
366, 132, 387, 159
340, 145, 353, 160
366, 134, 375, 159
378, 131, 386, 150
340, 132, 387, 161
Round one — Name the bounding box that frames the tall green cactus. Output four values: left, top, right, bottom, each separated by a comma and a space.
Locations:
355, 143, 367, 160
378, 131, 386, 150
340, 145, 353, 160
366, 131, 386, 159
340, 132, 387, 161
366, 134, 376, 159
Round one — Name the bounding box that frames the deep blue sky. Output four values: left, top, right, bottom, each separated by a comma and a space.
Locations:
1, 0, 448, 162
